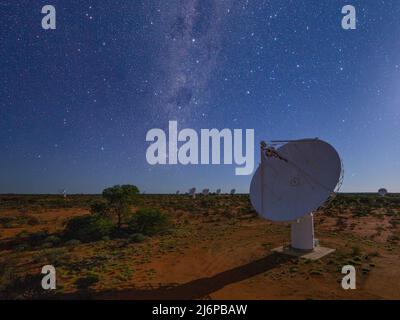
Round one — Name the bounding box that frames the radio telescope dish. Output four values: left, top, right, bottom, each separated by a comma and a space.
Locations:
59, 188, 67, 199
176, 190, 180, 195
202, 188, 209, 196
230, 189, 236, 195
189, 187, 196, 198
378, 188, 387, 197
250, 139, 341, 222
250, 139, 342, 252
216, 189, 221, 195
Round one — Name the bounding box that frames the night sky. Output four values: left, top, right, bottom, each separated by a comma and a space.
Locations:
1, 0, 400, 194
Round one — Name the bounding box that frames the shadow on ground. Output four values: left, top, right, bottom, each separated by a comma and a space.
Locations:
93, 253, 292, 300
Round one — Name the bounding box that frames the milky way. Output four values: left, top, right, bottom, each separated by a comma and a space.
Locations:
151, 0, 233, 123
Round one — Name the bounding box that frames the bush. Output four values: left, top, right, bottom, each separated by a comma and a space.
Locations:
0, 217, 15, 228
63, 214, 113, 242
90, 202, 109, 216
351, 245, 362, 256
44, 235, 61, 245
41, 242, 54, 249
65, 239, 81, 247
17, 230, 30, 238
128, 208, 170, 236
0, 272, 45, 299
15, 244, 31, 252
75, 274, 99, 291
30, 230, 50, 239
128, 233, 147, 243
26, 216, 40, 226
0, 215, 39, 227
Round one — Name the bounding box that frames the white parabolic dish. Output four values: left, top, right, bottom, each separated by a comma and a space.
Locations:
378, 188, 387, 196
250, 139, 342, 222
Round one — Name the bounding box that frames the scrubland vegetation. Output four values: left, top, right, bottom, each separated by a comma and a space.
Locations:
0, 191, 399, 299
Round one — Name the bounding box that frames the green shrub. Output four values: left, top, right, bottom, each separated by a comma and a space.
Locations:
0, 215, 39, 227
128, 208, 170, 236
128, 233, 147, 243
17, 230, 30, 238
75, 274, 99, 291
63, 214, 113, 242
44, 235, 61, 245
64, 239, 81, 246
41, 242, 54, 249
0, 217, 15, 228
26, 216, 40, 226
351, 245, 362, 256
15, 244, 31, 252
0, 272, 45, 299
90, 202, 109, 216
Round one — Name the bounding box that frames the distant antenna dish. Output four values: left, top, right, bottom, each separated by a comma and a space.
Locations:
216, 189, 221, 195
176, 190, 180, 195
202, 188, 209, 196
250, 139, 342, 252
59, 188, 67, 199
189, 187, 196, 198
230, 189, 236, 195
378, 188, 388, 197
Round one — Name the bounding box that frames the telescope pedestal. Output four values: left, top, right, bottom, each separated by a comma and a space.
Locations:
271, 213, 335, 260
291, 213, 315, 251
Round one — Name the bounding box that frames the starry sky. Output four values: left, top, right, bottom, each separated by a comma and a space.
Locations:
1, 0, 400, 194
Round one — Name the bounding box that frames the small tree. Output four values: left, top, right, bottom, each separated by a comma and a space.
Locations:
102, 184, 139, 230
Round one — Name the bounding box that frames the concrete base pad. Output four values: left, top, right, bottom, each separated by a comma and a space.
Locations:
272, 245, 335, 260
